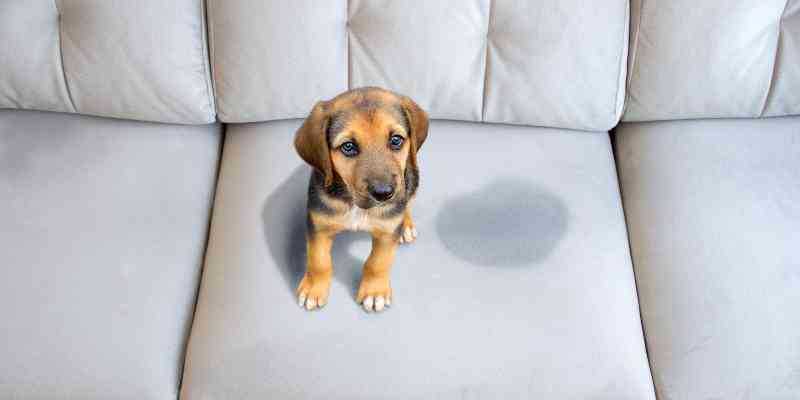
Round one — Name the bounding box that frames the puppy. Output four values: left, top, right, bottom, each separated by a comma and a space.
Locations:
294, 87, 428, 313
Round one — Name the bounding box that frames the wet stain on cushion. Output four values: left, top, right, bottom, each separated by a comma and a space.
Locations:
435, 179, 567, 266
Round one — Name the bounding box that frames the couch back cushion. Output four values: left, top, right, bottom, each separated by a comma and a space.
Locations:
0, 0, 215, 124
209, 0, 630, 131
624, 0, 800, 121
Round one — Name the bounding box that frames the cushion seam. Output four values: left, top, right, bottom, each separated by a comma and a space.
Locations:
758, 0, 789, 117
175, 126, 226, 399
53, 0, 77, 113
622, 0, 644, 121
609, 131, 659, 400
612, 0, 630, 125
480, 0, 493, 122
200, 0, 216, 122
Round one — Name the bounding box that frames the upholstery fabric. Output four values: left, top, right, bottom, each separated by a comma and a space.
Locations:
0, 110, 222, 399
207, 1, 347, 122
207, 0, 630, 131
180, 120, 655, 399
0, 1, 74, 114
0, 0, 215, 124
625, 0, 800, 121
615, 117, 800, 399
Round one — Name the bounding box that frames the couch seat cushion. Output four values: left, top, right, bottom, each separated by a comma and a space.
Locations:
0, 110, 222, 399
180, 120, 654, 399
615, 117, 800, 399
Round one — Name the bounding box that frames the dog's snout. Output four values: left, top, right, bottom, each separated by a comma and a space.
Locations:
367, 181, 395, 202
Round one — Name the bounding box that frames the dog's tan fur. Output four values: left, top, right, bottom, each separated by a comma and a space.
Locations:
294, 87, 428, 312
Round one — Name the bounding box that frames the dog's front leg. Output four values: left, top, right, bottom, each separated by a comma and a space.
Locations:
297, 230, 335, 311
357, 231, 398, 312
398, 206, 418, 244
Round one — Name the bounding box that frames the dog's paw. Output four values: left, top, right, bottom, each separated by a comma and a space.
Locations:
296, 273, 331, 311
398, 219, 418, 244
356, 275, 392, 313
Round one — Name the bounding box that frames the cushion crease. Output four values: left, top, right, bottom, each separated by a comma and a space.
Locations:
53, 0, 76, 113
759, 0, 790, 116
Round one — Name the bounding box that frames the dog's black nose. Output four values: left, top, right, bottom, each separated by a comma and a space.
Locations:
368, 181, 395, 202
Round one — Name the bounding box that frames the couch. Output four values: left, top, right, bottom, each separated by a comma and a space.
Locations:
1, 1, 797, 399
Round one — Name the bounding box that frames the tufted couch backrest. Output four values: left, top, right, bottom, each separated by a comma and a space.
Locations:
1, 0, 630, 131
0, 0, 215, 124
624, 0, 800, 121
209, 0, 630, 131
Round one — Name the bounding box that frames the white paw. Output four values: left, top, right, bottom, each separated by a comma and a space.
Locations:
399, 226, 418, 244
298, 294, 317, 310
296, 274, 330, 311
361, 295, 391, 313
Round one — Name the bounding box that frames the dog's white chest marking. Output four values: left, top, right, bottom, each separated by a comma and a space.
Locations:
346, 206, 372, 231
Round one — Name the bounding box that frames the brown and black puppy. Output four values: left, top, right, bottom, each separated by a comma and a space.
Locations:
294, 87, 428, 313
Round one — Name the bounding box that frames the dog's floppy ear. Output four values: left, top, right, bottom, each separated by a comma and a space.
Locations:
295, 101, 334, 186
400, 96, 429, 169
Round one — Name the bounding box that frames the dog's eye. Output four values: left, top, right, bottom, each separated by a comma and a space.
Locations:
389, 134, 404, 150
340, 141, 359, 157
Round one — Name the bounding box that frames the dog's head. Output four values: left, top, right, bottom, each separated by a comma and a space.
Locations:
295, 87, 428, 209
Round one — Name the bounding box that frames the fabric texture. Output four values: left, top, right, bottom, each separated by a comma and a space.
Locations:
483, 0, 629, 130
207, 0, 629, 130
625, 0, 800, 121
0, 0, 215, 124
0, 1, 74, 114
180, 120, 655, 399
0, 110, 222, 399
349, 0, 488, 122
207, 0, 347, 122
615, 117, 800, 399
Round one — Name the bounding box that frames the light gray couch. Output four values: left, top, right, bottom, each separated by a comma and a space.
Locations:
1, 1, 797, 399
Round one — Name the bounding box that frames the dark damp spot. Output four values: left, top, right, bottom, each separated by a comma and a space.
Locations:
435, 179, 568, 267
